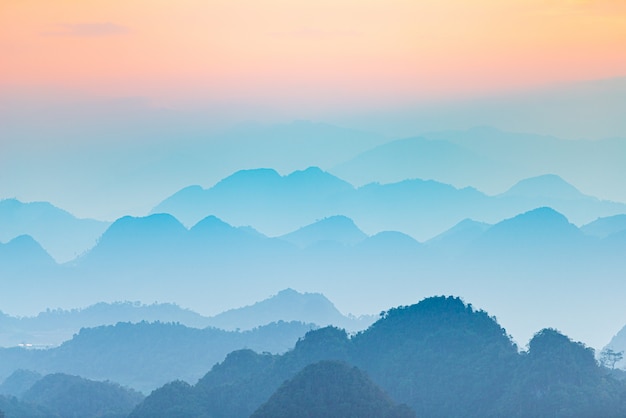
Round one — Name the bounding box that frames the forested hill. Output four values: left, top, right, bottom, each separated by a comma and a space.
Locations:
130, 296, 626, 418
0, 320, 314, 393
0, 372, 143, 418
251, 361, 415, 418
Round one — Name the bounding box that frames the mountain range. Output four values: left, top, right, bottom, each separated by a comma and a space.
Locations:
129, 296, 626, 418
0, 371, 143, 417
5, 167, 625, 260
1, 296, 624, 417
331, 126, 626, 205
205, 288, 375, 332
0, 289, 371, 348
152, 167, 626, 240
0, 320, 315, 393
0, 199, 109, 263
2, 206, 626, 349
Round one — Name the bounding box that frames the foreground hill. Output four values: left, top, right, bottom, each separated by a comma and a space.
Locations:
0, 372, 143, 418
22, 373, 143, 418
251, 361, 415, 418
130, 296, 626, 418
602, 325, 626, 370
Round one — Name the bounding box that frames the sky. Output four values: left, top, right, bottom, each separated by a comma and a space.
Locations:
1, 0, 626, 217
3, 0, 626, 115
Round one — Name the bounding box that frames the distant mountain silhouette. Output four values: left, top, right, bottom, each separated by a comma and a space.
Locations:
467, 207, 586, 258
355, 231, 421, 257
251, 361, 416, 418
85, 213, 187, 260
492, 174, 626, 226
0, 301, 213, 347
331, 126, 626, 205
154, 166, 496, 239
0, 198, 109, 263
426, 218, 491, 253
207, 120, 387, 175
0, 321, 314, 393
462, 207, 590, 277
0, 289, 375, 348
278, 216, 367, 248
152, 167, 626, 242
0, 236, 58, 292
0, 370, 42, 398
581, 214, 626, 238
205, 289, 375, 332
3, 207, 626, 349
153, 167, 354, 232
500, 174, 586, 200
0, 235, 55, 269
189, 215, 259, 242
330, 136, 500, 189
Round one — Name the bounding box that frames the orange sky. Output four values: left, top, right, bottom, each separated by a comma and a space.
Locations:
2, 0, 626, 110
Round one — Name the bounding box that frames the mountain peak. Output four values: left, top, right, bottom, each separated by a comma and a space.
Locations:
92, 213, 187, 254
106, 213, 185, 234
505, 206, 570, 225
0, 235, 56, 266
502, 174, 586, 200
251, 360, 415, 418
213, 168, 281, 190
357, 231, 421, 254
285, 167, 354, 191
477, 207, 583, 249
432, 218, 491, 238
190, 215, 233, 232
205, 289, 366, 331
279, 216, 367, 248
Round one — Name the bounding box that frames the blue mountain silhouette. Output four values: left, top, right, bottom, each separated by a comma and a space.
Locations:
581, 214, 626, 238
0, 235, 56, 268
0, 198, 109, 262
153, 168, 626, 242
500, 174, 586, 200
205, 288, 374, 332
278, 216, 367, 248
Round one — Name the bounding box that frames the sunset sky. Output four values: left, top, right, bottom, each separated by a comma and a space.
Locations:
3, 0, 626, 112
2, 0, 626, 218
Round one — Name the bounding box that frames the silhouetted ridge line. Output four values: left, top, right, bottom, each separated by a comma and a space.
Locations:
130, 295, 626, 418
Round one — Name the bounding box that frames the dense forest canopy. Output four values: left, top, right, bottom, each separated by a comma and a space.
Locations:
130, 296, 626, 418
